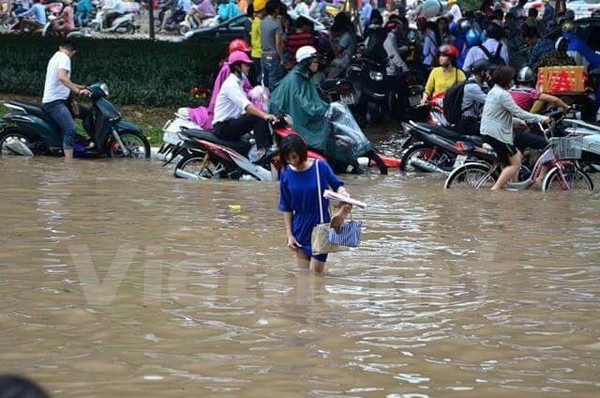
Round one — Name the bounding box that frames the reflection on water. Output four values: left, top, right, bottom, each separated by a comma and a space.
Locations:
1, 156, 599, 397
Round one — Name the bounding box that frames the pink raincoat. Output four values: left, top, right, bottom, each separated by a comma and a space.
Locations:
188, 62, 253, 130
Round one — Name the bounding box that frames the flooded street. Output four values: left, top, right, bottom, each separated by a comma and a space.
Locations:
1, 156, 599, 397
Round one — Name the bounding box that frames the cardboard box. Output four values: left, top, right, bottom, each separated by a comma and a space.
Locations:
536, 66, 587, 94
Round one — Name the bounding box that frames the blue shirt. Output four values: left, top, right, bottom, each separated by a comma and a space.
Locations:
279, 160, 344, 247
18, 3, 46, 24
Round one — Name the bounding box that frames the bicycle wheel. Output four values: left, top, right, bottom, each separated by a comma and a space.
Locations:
542, 164, 594, 191
444, 163, 497, 189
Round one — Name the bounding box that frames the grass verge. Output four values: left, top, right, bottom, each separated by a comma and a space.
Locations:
0, 93, 173, 145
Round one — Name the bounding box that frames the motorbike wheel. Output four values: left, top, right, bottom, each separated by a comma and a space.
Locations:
367, 150, 388, 175
174, 153, 223, 179
124, 23, 135, 35
0, 129, 42, 156
400, 143, 454, 173
107, 131, 151, 159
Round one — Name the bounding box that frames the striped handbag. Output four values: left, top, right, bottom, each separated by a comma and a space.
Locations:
328, 220, 362, 247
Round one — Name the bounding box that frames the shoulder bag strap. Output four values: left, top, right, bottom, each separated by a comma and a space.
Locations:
316, 160, 324, 223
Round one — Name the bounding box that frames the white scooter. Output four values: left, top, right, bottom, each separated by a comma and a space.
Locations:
562, 118, 600, 172
89, 10, 137, 34
178, 14, 218, 36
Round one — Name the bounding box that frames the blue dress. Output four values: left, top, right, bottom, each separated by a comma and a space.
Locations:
279, 160, 344, 260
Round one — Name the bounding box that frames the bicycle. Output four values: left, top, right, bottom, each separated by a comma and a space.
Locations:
444, 119, 595, 192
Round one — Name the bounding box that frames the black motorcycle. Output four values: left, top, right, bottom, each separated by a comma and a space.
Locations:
0, 83, 150, 158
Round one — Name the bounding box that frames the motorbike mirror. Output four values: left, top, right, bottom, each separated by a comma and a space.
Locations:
99, 83, 109, 97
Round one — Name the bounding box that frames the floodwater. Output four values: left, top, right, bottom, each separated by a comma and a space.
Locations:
1, 155, 600, 398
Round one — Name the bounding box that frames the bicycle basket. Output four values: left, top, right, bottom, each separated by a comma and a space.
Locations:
550, 137, 583, 160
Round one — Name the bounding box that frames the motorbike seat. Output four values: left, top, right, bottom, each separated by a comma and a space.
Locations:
8, 101, 57, 125
412, 122, 463, 141
180, 128, 252, 152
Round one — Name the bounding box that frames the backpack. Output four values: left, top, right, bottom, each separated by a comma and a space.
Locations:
443, 80, 477, 125
479, 42, 506, 66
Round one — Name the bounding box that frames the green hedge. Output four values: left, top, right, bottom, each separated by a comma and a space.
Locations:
0, 35, 227, 107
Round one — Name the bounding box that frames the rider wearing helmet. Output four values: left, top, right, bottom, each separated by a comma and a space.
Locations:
250, 0, 267, 84
509, 66, 570, 113
269, 46, 330, 153
213, 50, 278, 162
421, 44, 466, 104
462, 22, 509, 72
383, 18, 410, 76
455, 59, 496, 135
187, 39, 254, 130
533, 36, 577, 70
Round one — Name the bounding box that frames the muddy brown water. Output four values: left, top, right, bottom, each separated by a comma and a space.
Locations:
1, 154, 599, 398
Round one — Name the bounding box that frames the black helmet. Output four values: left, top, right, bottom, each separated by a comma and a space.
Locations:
485, 22, 502, 40
471, 59, 495, 74
516, 67, 535, 84
555, 36, 570, 52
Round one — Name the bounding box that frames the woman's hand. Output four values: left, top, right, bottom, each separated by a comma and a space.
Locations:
287, 235, 301, 251
337, 186, 350, 198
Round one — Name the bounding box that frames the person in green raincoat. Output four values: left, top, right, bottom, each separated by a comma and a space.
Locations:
269, 45, 330, 153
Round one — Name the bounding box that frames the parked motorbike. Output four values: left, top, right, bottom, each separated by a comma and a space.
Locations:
167, 122, 283, 181
0, 83, 150, 158
400, 120, 483, 173
89, 9, 137, 34
178, 14, 218, 36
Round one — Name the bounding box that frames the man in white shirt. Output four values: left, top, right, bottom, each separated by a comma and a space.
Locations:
213, 51, 278, 162
42, 40, 91, 160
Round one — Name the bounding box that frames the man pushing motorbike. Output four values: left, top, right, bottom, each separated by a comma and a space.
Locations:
42, 39, 90, 160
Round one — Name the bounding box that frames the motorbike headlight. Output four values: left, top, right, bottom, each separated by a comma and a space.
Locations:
100, 83, 109, 97
369, 71, 384, 81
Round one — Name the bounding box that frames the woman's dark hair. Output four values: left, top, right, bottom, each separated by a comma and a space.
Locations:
280, 135, 308, 168
492, 65, 516, 89
331, 12, 352, 35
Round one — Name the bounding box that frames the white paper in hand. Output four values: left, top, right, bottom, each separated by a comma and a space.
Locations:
323, 189, 367, 209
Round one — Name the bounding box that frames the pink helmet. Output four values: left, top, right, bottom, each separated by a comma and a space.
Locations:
228, 39, 252, 54
228, 51, 253, 65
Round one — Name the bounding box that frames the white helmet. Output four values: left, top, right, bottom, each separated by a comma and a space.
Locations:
295, 45, 318, 63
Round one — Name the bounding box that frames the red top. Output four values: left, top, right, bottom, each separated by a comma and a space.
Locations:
509, 87, 542, 112
285, 32, 318, 67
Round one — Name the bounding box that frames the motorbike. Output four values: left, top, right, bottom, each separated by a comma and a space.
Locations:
178, 14, 218, 36
165, 121, 284, 181
562, 118, 600, 172
272, 102, 399, 174
0, 83, 150, 158
159, 103, 398, 176
400, 120, 484, 173
89, 9, 137, 34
